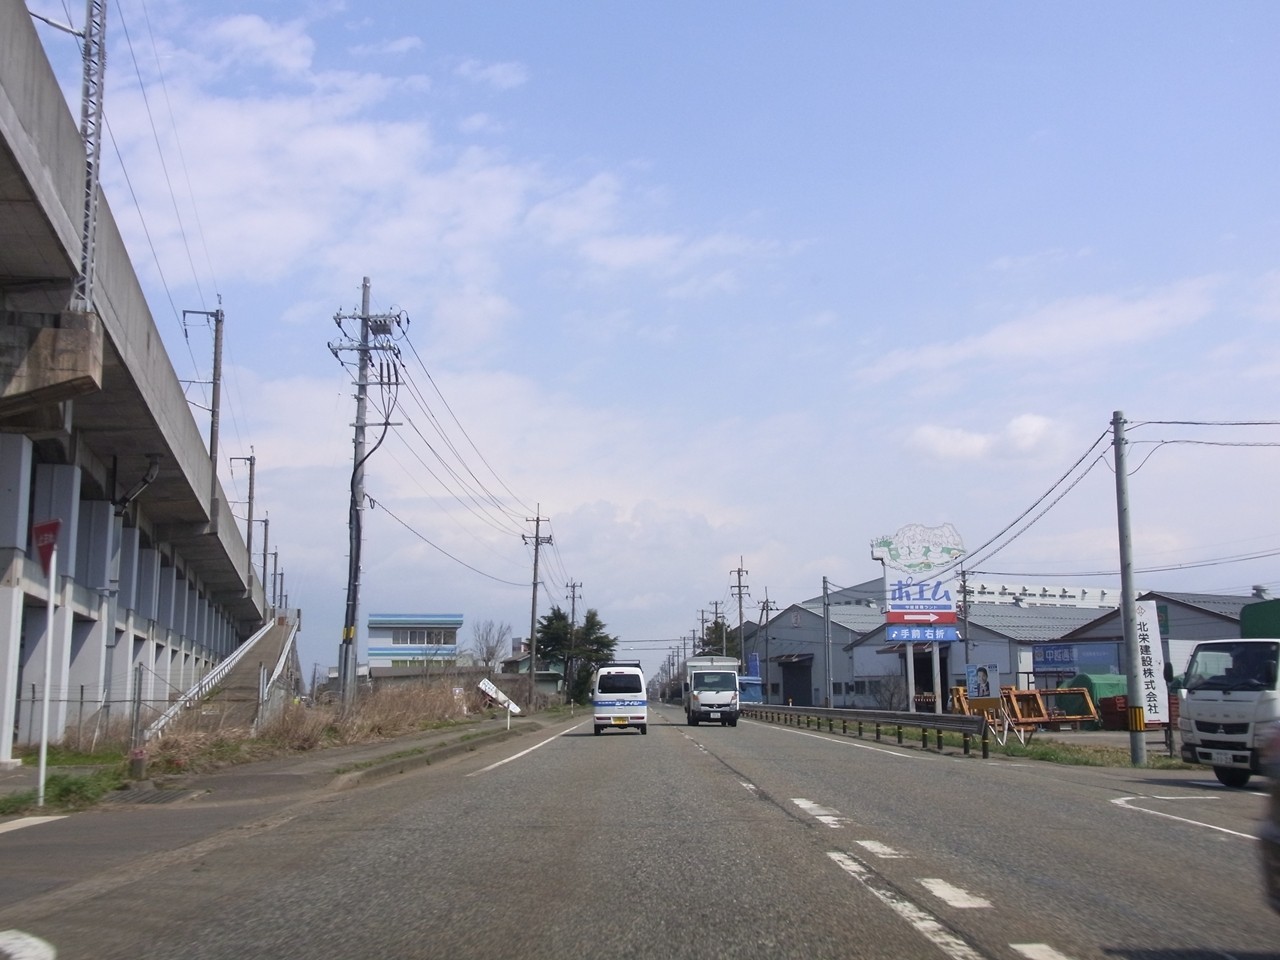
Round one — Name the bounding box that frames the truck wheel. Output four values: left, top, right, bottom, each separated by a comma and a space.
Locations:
593, 725, 603, 736
728, 717, 738, 727
1213, 766, 1251, 788
640, 725, 648, 735
687, 714, 697, 726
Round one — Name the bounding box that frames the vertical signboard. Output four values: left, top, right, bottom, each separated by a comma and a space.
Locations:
1135, 599, 1168, 724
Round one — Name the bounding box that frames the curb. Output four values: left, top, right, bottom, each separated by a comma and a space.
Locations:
328, 723, 538, 790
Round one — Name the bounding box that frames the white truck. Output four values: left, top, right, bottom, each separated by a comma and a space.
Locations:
1173, 637, 1279, 787
683, 655, 740, 727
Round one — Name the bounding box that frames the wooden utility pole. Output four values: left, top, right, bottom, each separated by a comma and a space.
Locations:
524, 509, 552, 709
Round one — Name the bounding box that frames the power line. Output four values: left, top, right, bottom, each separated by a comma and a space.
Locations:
366, 495, 526, 587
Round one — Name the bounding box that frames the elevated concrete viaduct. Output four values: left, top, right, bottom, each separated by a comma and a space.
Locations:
0, 0, 277, 765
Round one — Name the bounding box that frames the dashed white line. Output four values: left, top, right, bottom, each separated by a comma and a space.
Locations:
827, 851, 986, 960
0, 817, 65, 836
792, 798, 848, 828
918, 878, 992, 909
1011, 944, 1080, 960
0, 929, 57, 960
856, 840, 905, 859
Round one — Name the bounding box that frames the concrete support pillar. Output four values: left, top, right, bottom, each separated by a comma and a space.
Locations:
68, 501, 114, 725
19, 463, 81, 744
136, 548, 159, 622
0, 434, 33, 767
108, 525, 139, 726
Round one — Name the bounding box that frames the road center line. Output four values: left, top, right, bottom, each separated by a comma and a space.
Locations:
0, 929, 57, 960
918, 878, 992, 909
467, 721, 587, 776
827, 852, 986, 960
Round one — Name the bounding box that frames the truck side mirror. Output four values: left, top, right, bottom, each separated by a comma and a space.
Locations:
1163, 662, 1174, 684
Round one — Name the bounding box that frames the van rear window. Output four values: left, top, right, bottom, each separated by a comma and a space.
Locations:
599, 674, 643, 694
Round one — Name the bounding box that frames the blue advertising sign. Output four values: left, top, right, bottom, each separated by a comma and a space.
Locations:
887, 625, 959, 643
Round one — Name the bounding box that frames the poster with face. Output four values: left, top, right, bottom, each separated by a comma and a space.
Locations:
967, 663, 998, 699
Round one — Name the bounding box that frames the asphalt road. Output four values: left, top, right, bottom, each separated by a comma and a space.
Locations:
1, 704, 1277, 959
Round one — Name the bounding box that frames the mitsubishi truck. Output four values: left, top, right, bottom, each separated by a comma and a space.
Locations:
683, 655, 740, 727
1174, 637, 1279, 787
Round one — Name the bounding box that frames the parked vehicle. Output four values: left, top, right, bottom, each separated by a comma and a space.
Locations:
683, 656, 740, 726
1172, 638, 1279, 787
738, 675, 764, 705
591, 661, 647, 735
1261, 721, 1280, 912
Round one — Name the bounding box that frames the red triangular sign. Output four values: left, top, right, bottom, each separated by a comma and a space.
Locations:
32, 519, 61, 576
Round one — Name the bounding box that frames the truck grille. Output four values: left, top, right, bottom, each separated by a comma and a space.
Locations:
1195, 721, 1249, 735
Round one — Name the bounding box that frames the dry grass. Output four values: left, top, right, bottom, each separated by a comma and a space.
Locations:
146, 680, 482, 775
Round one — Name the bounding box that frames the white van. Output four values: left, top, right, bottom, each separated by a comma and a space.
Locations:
591, 661, 648, 735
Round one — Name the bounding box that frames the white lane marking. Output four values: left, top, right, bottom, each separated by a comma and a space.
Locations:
792, 798, 848, 828
0, 817, 66, 836
1011, 945, 1081, 960
0, 929, 57, 959
918, 878, 991, 909
856, 840, 905, 859
765, 723, 928, 760
1110, 796, 1257, 840
467, 721, 588, 776
740, 781, 758, 794
827, 852, 985, 960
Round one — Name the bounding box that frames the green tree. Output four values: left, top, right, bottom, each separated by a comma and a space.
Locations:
534, 606, 572, 668
698, 618, 738, 659
537, 606, 620, 703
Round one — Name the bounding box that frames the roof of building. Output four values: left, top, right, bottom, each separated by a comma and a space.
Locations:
368, 614, 464, 628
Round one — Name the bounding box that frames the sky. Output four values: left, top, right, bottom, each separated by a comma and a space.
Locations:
26, 0, 1280, 684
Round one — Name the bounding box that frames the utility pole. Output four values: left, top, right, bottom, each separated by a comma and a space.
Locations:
524, 509, 552, 709
565, 580, 581, 704
328, 277, 407, 706
230, 451, 255, 587
730, 557, 749, 662
709, 601, 725, 656
758, 593, 777, 704
183, 304, 225, 531
1112, 410, 1146, 766
260, 513, 269, 600
823, 577, 832, 707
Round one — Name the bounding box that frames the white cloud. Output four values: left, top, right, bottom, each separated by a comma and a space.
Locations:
350, 35, 424, 57
905, 414, 1057, 463
455, 59, 529, 90
208, 15, 316, 77
859, 278, 1217, 384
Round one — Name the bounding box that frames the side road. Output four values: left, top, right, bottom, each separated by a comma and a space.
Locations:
0, 712, 584, 917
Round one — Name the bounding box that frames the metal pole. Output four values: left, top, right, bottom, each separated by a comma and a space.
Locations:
37, 543, 57, 807
208, 307, 224, 529
1112, 410, 1146, 765
823, 577, 832, 707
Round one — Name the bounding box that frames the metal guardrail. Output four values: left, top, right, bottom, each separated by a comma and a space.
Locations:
740, 704, 992, 758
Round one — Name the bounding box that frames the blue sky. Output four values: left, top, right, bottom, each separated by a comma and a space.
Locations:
27, 1, 1280, 682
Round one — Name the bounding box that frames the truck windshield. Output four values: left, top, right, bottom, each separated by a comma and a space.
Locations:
1184, 642, 1279, 692
695, 671, 736, 691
